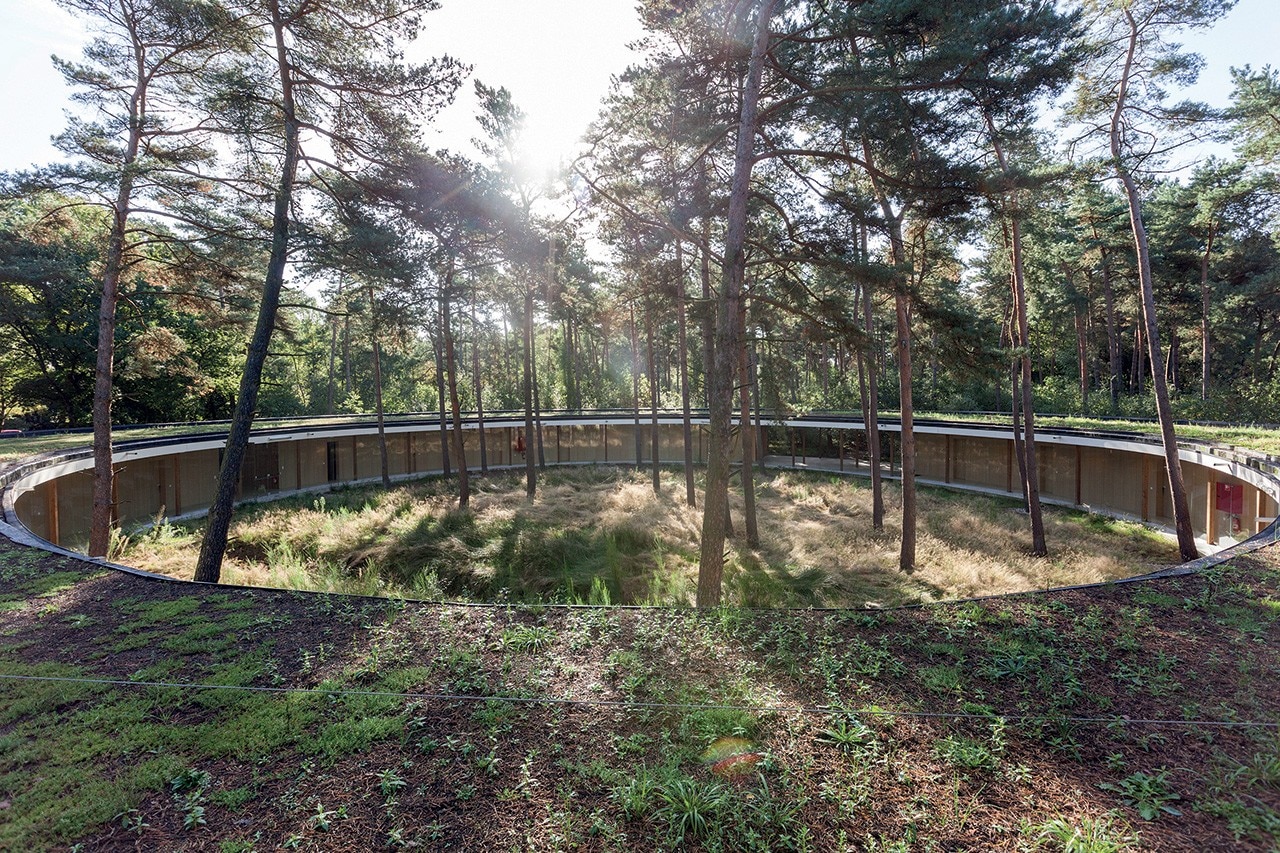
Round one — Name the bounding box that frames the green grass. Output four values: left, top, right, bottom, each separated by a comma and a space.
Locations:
119, 467, 1183, 609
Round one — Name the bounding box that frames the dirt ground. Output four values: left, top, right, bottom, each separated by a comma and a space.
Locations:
1, 530, 1278, 851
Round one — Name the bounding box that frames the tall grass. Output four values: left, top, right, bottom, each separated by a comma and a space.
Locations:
120, 467, 1179, 607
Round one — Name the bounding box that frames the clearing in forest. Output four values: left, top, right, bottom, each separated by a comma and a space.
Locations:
121, 467, 1179, 607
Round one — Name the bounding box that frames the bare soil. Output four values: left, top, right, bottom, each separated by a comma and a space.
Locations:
1, 524, 1279, 850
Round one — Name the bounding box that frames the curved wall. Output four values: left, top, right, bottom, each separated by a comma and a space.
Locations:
3, 415, 1279, 563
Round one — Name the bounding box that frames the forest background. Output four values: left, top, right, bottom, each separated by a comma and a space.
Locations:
0, 0, 1278, 595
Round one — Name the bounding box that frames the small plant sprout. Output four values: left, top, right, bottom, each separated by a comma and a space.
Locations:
656, 777, 726, 844
1100, 769, 1182, 820
377, 768, 407, 797
818, 715, 877, 754
1029, 813, 1139, 851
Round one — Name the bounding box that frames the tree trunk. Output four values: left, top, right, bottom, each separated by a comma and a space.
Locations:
696, 0, 776, 607
862, 132, 918, 574
739, 309, 758, 547
699, 162, 715, 412
1077, 312, 1089, 413
986, 113, 1046, 555
342, 311, 353, 400
675, 239, 696, 507
1093, 234, 1123, 414
861, 266, 884, 530
470, 297, 488, 473
1200, 226, 1215, 401
1111, 9, 1198, 562
630, 303, 643, 467
369, 286, 390, 491
1012, 352, 1028, 506
88, 177, 134, 557
523, 278, 536, 498
88, 71, 147, 556
1132, 322, 1144, 395
435, 328, 451, 478
325, 303, 338, 414
647, 305, 660, 494
892, 288, 917, 573
443, 279, 469, 508
194, 1, 298, 583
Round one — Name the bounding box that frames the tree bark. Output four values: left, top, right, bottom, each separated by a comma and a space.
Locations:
1092, 233, 1123, 414
523, 278, 536, 498
470, 297, 488, 473
986, 113, 1046, 556
630, 303, 643, 467
443, 277, 469, 508
1111, 10, 1198, 562
531, 312, 545, 469
860, 267, 884, 530
435, 327, 451, 478
739, 308, 758, 547
696, 0, 777, 607
675, 239, 696, 507
88, 61, 147, 556
325, 300, 338, 415
1200, 225, 1216, 401
88, 172, 134, 557
194, 0, 298, 584
1076, 312, 1089, 414
698, 161, 715, 412
369, 285, 390, 490
647, 304, 660, 494
861, 133, 917, 573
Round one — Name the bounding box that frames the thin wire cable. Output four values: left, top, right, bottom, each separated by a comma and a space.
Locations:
1, 673, 1275, 730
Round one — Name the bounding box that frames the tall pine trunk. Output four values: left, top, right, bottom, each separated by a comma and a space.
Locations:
88, 79, 146, 556
860, 133, 918, 573
630, 303, 643, 467
443, 279, 469, 508
470, 298, 488, 473
739, 308, 758, 546
88, 176, 134, 557
325, 301, 338, 414
986, 114, 1046, 556
531, 317, 545, 469
1200, 226, 1215, 401
194, 1, 298, 583
523, 278, 536, 498
1093, 234, 1123, 414
647, 306, 660, 494
369, 285, 390, 490
434, 326, 451, 477
860, 271, 884, 530
1111, 10, 1197, 562
675, 239, 696, 506
696, 0, 776, 607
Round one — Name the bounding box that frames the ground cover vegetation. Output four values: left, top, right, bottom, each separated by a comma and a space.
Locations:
0, 0, 1277, 595
1, 531, 1279, 850
3, 1, 1280, 847
119, 466, 1178, 607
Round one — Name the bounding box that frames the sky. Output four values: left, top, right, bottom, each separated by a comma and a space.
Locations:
0, 0, 1275, 175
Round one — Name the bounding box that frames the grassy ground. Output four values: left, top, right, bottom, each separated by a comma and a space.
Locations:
4, 412, 1279, 471
119, 467, 1178, 608
1, 528, 1278, 850
918, 412, 1280, 458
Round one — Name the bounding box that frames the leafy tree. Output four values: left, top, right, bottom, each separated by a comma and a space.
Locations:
1230, 65, 1280, 166
194, 0, 465, 583
10, 0, 234, 555
1068, 0, 1238, 562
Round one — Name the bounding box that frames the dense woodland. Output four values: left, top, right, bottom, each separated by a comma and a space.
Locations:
2, 0, 1278, 598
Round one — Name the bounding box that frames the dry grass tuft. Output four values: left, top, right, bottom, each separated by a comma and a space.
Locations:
121, 466, 1179, 607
